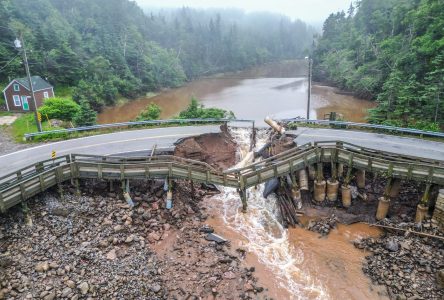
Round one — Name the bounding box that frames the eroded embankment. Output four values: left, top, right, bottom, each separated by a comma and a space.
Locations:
0, 178, 268, 300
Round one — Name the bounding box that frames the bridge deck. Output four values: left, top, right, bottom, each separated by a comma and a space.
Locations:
1, 141, 443, 213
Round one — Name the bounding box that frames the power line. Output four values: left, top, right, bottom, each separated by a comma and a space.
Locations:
0, 54, 20, 72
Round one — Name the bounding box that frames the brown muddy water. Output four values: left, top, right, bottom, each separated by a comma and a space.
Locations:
97, 62, 375, 124
204, 128, 388, 300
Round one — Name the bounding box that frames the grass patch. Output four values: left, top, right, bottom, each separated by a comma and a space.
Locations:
11, 113, 64, 142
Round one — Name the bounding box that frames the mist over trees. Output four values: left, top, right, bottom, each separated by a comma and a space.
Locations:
313, 0, 444, 129
0, 0, 315, 112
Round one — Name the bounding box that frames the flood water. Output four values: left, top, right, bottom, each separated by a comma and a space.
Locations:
204, 128, 388, 300
97, 61, 375, 124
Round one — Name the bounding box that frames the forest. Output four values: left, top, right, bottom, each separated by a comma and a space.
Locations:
313, 0, 444, 130
0, 0, 315, 112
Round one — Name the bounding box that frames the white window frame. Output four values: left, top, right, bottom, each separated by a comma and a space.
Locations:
13, 95, 21, 106
43, 91, 49, 99
13, 84, 20, 92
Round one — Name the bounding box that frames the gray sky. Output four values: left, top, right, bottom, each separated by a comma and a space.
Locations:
134, 0, 353, 23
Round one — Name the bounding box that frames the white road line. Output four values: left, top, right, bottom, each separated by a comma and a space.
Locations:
0, 128, 210, 159
298, 133, 444, 154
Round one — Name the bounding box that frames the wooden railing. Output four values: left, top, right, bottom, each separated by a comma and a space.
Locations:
1, 141, 443, 213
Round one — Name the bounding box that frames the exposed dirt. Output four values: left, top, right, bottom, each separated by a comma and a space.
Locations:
174, 125, 237, 171
0, 180, 268, 300
0, 127, 37, 156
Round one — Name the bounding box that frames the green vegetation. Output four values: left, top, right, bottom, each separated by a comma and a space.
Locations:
178, 97, 235, 119
313, 0, 443, 129
136, 103, 162, 121
38, 97, 80, 121
11, 113, 63, 141
0, 0, 314, 113
73, 99, 97, 127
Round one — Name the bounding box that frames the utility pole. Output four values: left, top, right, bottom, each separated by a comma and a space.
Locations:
306, 57, 312, 120
15, 34, 42, 132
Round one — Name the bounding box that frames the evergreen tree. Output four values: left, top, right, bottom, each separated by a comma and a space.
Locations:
73, 98, 97, 126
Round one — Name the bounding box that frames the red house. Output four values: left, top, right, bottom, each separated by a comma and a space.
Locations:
2, 76, 54, 112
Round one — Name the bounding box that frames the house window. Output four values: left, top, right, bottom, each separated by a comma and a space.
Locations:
43, 91, 49, 99
13, 84, 20, 92
13, 95, 21, 106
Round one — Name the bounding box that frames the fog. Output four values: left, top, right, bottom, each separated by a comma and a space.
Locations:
134, 0, 352, 23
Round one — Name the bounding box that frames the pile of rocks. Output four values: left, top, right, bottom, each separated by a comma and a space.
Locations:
0, 179, 266, 299
354, 218, 444, 299
306, 215, 338, 236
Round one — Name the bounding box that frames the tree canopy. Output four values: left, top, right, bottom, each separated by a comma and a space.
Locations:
313, 0, 444, 129
0, 0, 315, 112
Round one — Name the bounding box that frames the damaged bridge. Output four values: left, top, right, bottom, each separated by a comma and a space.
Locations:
1, 141, 444, 219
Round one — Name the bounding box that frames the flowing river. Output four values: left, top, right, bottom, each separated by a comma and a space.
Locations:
98, 61, 375, 124
204, 128, 388, 300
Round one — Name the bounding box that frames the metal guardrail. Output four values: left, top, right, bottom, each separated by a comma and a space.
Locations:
24, 118, 255, 140
281, 118, 444, 138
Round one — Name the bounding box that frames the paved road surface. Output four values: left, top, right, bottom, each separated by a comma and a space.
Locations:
1, 125, 443, 177
0, 125, 220, 177
290, 127, 444, 161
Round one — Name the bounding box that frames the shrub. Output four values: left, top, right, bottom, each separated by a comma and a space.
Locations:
136, 103, 162, 121
178, 97, 235, 119
38, 97, 80, 121
73, 99, 97, 126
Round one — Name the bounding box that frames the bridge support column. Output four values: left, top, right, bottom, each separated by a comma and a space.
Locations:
327, 160, 339, 202
356, 170, 366, 189
376, 178, 392, 220
122, 179, 134, 208
166, 178, 173, 210
298, 169, 309, 191
239, 189, 248, 213
308, 165, 316, 180
314, 163, 325, 202
21, 202, 32, 226
337, 163, 344, 179
109, 180, 114, 192
341, 185, 352, 207
416, 184, 431, 223
327, 180, 339, 202
389, 179, 401, 199
75, 178, 81, 196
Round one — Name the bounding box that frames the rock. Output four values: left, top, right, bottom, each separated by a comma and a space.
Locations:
125, 235, 134, 243
385, 239, 399, 252
199, 225, 214, 234
148, 232, 161, 243
61, 287, 72, 297
66, 280, 76, 289
43, 292, 56, 300
113, 225, 123, 232
223, 271, 236, 279
35, 261, 49, 272
205, 233, 227, 244
106, 249, 117, 260
77, 282, 89, 295
151, 284, 161, 293
437, 269, 444, 288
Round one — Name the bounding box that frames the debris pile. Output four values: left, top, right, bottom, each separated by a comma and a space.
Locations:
0, 179, 267, 299
354, 218, 444, 299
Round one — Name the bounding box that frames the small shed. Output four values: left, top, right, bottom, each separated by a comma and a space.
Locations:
2, 76, 54, 112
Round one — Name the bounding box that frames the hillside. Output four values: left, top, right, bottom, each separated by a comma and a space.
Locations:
0, 0, 315, 111
313, 0, 444, 130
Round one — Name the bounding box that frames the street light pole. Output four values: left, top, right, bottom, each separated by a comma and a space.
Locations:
306, 57, 312, 120
16, 34, 42, 132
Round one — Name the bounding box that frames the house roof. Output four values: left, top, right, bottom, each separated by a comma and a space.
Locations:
11, 76, 53, 92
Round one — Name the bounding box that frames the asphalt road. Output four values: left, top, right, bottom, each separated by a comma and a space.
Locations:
1, 125, 443, 178
289, 127, 444, 161
0, 125, 220, 177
